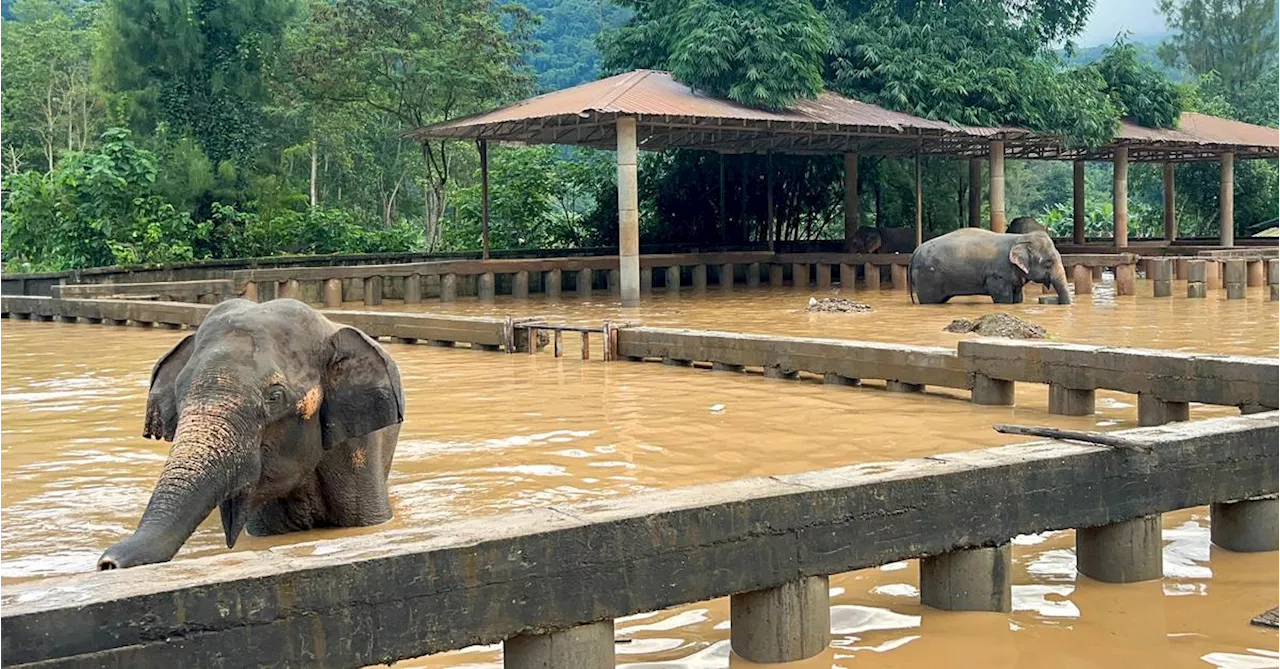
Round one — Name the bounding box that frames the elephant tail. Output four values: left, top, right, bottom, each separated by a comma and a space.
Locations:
907, 253, 917, 304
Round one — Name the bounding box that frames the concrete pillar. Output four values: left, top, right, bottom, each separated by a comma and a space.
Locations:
891, 264, 908, 291
814, 263, 831, 289
1187, 260, 1207, 298
479, 141, 491, 259
666, 266, 680, 293
1115, 263, 1136, 296
720, 263, 734, 290
640, 267, 653, 294
1092, 266, 1104, 281
1137, 393, 1189, 427
747, 262, 761, 288
914, 151, 924, 247
546, 270, 562, 299
764, 366, 798, 380
404, 274, 423, 304
730, 576, 829, 664
887, 380, 924, 393
766, 152, 776, 250
844, 152, 859, 250
769, 264, 784, 287
1073, 160, 1086, 244
323, 278, 343, 307
1113, 147, 1129, 248
823, 373, 858, 386
1163, 162, 1177, 241
971, 374, 1014, 406
1072, 264, 1092, 295
1269, 259, 1279, 300
1150, 258, 1173, 298
791, 263, 809, 289
504, 620, 614, 669
712, 362, 745, 373
1174, 258, 1189, 280
364, 276, 384, 306
1219, 151, 1234, 247
989, 140, 1006, 233
279, 279, 300, 300
608, 268, 620, 295
1076, 514, 1162, 583
441, 273, 458, 302
577, 269, 593, 297
1211, 497, 1279, 552
513, 271, 530, 299
1224, 259, 1246, 299
839, 263, 855, 289
863, 262, 879, 289
1048, 384, 1095, 416
920, 543, 1012, 612
616, 116, 641, 305
969, 158, 983, 228
1206, 260, 1222, 290
243, 281, 258, 302
1247, 260, 1265, 287
478, 272, 496, 300
691, 264, 707, 291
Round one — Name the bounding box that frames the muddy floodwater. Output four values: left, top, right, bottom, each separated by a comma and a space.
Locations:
1, 278, 1276, 668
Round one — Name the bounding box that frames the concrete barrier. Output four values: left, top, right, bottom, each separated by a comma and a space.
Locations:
2, 413, 1274, 668
50, 279, 233, 303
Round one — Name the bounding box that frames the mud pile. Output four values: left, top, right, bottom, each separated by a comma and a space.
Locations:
943, 313, 1047, 339
806, 297, 872, 313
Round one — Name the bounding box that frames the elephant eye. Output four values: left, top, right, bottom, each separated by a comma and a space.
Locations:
265, 386, 286, 405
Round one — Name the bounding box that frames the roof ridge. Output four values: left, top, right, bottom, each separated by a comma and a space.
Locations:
590, 70, 655, 110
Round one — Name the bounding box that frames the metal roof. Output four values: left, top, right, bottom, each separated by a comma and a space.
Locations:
413, 70, 1279, 162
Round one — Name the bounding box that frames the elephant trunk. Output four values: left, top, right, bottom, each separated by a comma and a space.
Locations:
1050, 260, 1072, 305
98, 410, 258, 570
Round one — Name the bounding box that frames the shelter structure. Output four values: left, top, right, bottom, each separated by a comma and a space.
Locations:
414, 69, 1279, 305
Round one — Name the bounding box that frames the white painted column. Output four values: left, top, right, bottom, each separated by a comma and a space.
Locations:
989, 140, 1006, 233
1220, 151, 1234, 247
616, 116, 640, 306
1113, 147, 1129, 248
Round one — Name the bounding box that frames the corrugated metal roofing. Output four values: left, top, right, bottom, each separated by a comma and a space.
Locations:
1118, 112, 1279, 149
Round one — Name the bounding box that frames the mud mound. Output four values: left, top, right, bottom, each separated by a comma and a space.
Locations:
944, 313, 1047, 339
806, 297, 872, 313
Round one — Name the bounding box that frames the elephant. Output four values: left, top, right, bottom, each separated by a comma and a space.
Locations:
908, 228, 1072, 305
848, 225, 921, 254
1007, 216, 1049, 235
97, 298, 404, 569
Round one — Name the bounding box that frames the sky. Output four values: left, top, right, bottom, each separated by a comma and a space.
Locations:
1078, 0, 1168, 46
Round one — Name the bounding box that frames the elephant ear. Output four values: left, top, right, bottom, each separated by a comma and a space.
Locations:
320, 327, 404, 450
1008, 241, 1033, 277
144, 334, 197, 441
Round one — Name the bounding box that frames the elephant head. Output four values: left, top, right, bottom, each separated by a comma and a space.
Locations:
97, 299, 403, 569
848, 227, 883, 253
1010, 231, 1072, 305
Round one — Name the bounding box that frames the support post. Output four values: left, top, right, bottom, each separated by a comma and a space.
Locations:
747, 262, 761, 288
844, 152, 859, 249
280, 279, 300, 300
617, 116, 641, 306
1211, 497, 1279, 552
479, 140, 491, 260
1115, 263, 1137, 296
1163, 162, 1176, 241
814, 263, 831, 289
1048, 384, 1095, 416
1137, 393, 1189, 427
1150, 258, 1173, 298
1113, 147, 1129, 248
1073, 160, 1085, 244
363, 276, 383, 306
666, 266, 680, 293
890, 264, 908, 291
513, 270, 529, 299
720, 262, 734, 290
1247, 260, 1265, 287
791, 263, 808, 289
920, 543, 1012, 612
769, 264, 784, 287
1187, 260, 1207, 298
1206, 260, 1222, 290
1076, 514, 1163, 583
323, 278, 343, 308
640, 267, 652, 294
243, 281, 258, 302
607, 269, 620, 295
719, 152, 726, 240
691, 264, 707, 291
971, 375, 1014, 406
863, 262, 879, 289
730, 576, 829, 664
1269, 259, 1279, 300
840, 263, 855, 289
504, 620, 614, 669
914, 151, 924, 246
1224, 259, 1246, 299
968, 158, 982, 228
577, 269, 593, 298
441, 273, 458, 302
404, 274, 422, 304
546, 270, 562, 299
766, 152, 776, 251
989, 140, 1006, 233
1072, 264, 1092, 295
478, 272, 496, 300
1220, 151, 1234, 247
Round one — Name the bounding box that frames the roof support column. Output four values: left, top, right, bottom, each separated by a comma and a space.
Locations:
766, 152, 776, 251
1220, 151, 1234, 247
1163, 162, 1177, 242
479, 140, 491, 260
1113, 147, 1129, 248
740, 155, 748, 242
718, 153, 727, 242
616, 115, 640, 306
1073, 160, 1086, 245
967, 158, 982, 228
843, 152, 859, 250
988, 140, 1006, 233
914, 151, 923, 247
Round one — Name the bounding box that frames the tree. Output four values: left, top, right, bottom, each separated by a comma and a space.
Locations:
291, 0, 537, 249
1158, 0, 1279, 108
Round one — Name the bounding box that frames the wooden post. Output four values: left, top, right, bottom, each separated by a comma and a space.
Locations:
1162, 162, 1176, 241
968, 158, 982, 228
914, 151, 923, 247
989, 140, 1006, 233
479, 140, 490, 260
1113, 147, 1128, 248
844, 152, 859, 249
1072, 160, 1086, 244
766, 152, 776, 251
617, 116, 640, 306
1220, 151, 1234, 247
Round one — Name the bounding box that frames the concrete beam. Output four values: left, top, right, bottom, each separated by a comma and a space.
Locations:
4, 413, 1274, 667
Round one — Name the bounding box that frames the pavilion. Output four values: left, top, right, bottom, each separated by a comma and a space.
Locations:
414, 69, 1279, 305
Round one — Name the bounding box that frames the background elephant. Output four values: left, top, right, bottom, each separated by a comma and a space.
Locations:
1007, 216, 1048, 235
98, 298, 404, 569
908, 228, 1072, 304
849, 225, 922, 254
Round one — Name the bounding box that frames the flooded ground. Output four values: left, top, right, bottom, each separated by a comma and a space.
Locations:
1, 279, 1275, 668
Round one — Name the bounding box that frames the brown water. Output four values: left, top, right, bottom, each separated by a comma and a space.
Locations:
1, 282, 1275, 668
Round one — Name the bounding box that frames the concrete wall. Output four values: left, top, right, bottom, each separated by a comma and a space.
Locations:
2, 413, 1275, 668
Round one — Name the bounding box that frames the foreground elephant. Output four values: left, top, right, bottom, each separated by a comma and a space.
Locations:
908, 228, 1072, 305
98, 298, 404, 569
1007, 216, 1048, 235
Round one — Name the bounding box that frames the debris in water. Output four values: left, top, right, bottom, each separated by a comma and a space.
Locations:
1252, 607, 1278, 628
806, 297, 872, 313
944, 313, 1047, 339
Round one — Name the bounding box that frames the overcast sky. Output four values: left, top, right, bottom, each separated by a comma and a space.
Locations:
1078, 0, 1169, 46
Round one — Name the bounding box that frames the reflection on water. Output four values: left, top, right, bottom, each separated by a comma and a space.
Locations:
1, 279, 1276, 668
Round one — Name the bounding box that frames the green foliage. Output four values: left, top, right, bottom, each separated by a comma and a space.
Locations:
1158, 0, 1279, 106
524, 0, 631, 92
1092, 38, 1182, 128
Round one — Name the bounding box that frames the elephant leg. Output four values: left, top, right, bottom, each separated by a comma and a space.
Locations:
248, 477, 326, 536
316, 425, 398, 527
